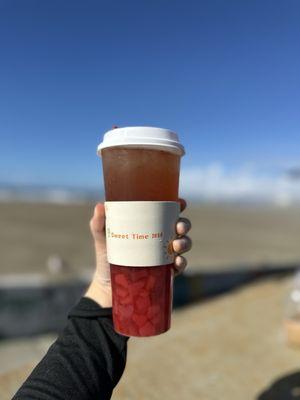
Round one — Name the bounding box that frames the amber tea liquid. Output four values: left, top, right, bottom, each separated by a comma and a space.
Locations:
102, 147, 180, 336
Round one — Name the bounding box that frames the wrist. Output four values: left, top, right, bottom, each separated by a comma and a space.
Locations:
85, 279, 112, 308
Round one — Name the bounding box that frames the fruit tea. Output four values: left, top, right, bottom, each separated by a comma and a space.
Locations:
99, 128, 184, 337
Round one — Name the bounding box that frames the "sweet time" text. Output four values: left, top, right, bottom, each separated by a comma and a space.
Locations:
108, 229, 163, 240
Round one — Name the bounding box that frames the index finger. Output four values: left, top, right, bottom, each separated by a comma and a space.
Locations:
179, 198, 187, 212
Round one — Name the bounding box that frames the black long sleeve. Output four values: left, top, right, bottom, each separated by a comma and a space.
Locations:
13, 297, 128, 400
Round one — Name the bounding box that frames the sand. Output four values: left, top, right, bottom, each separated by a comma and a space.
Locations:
2, 277, 300, 400
1, 201, 300, 275
1, 201, 300, 398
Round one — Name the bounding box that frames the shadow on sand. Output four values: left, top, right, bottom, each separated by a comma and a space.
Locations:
0, 263, 299, 338
174, 264, 298, 307
257, 371, 300, 399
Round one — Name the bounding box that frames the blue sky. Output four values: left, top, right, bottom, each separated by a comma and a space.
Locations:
0, 0, 300, 193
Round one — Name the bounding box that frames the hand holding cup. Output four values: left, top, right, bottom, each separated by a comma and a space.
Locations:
86, 199, 192, 308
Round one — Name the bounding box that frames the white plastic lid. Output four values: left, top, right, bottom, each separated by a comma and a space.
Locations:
97, 126, 185, 156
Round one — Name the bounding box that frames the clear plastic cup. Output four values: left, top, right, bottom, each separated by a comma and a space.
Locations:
98, 127, 184, 336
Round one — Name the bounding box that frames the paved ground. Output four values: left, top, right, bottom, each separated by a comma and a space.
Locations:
1, 202, 300, 274
2, 276, 300, 400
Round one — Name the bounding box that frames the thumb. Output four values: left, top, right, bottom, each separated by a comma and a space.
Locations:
90, 203, 106, 240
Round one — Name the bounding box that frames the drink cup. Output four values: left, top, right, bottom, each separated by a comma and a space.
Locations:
97, 127, 185, 337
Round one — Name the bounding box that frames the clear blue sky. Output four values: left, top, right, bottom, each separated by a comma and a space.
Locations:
0, 0, 299, 188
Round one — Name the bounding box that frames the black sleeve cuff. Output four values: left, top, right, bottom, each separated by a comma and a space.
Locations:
68, 297, 113, 319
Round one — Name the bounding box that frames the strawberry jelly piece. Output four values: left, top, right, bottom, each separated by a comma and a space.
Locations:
150, 267, 162, 278
152, 278, 164, 294
135, 294, 151, 313
120, 294, 132, 305
139, 321, 156, 336
139, 290, 150, 298
119, 304, 134, 319
131, 279, 146, 295
152, 313, 162, 325
147, 305, 160, 319
127, 321, 139, 336
132, 313, 148, 327
116, 287, 128, 298
145, 275, 156, 291
130, 269, 149, 282
114, 320, 123, 333
115, 273, 128, 287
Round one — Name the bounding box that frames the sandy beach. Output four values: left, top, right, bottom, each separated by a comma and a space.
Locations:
0, 201, 300, 275
1, 277, 300, 400
1, 201, 300, 399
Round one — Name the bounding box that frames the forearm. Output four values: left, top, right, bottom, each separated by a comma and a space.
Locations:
13, 298, 128, 400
